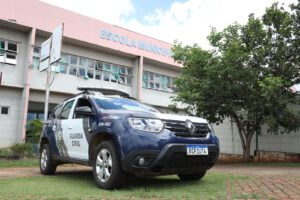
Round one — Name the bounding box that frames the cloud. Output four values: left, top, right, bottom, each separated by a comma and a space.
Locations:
123, 0, 298, 48
41, 0, 298, 49
41, 0, 135, 25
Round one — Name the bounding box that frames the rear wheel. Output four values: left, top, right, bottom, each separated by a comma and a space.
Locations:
39, 144, 57, 175
92, 141, 125, 189
178, 171, 206, 181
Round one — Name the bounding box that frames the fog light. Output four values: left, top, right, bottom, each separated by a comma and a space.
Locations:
139, 157, 145, 165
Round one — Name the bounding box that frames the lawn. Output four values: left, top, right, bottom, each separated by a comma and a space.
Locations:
0, 158, 38, 168
0, 170, 248, 200
5, 160, 299, 200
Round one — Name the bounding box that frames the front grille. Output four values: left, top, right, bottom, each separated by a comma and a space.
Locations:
162, 120, 210, 138
169, 152, 217, 169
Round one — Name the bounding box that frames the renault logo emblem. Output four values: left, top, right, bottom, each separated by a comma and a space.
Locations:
185, 120, 195, 135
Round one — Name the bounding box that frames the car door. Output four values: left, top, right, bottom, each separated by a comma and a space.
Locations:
58, 99, 75, 158
69, 98, 92, 161
65, 97, 92, 161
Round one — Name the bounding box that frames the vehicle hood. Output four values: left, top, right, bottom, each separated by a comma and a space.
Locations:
101, 109, 159, 119
100, 109, 208, 124
155, 113, 208, 124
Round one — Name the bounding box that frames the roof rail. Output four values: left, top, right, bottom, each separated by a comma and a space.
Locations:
77, 87, 131, 98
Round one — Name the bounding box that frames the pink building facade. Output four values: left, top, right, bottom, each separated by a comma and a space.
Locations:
0, 0, 181, 147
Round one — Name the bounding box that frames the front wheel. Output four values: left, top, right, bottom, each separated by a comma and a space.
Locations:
178, 171, 206, 181
92, 141, 125, 189
39, 144, 57, 175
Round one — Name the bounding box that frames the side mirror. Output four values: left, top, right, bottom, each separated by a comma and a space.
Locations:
75, 106, 94, 116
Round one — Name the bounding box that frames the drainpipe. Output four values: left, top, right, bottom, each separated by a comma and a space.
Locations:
137, 56, 143, 100
21, 28, 36, 142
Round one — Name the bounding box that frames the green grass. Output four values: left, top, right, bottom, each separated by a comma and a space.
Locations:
0, 171, 248, 200
0, 158, 38, 168
0, 148, 12, 157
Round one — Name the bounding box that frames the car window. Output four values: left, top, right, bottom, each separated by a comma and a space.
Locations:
73, 98, 93, 119
93, 97, 159, 113
50, 105, 62, 119
60, 100, 75, 119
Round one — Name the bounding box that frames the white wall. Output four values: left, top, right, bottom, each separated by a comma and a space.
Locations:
0, 26, 29, 87
143, 61, 180, 77
29, 90, 71, 105
212, 118, 253, 155
213, 118, 300, 155
258, 125, 300, 153
141, 61, 179, 107
0, 87, 23, 147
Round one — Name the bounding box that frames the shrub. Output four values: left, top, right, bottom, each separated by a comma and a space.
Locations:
26, 119, 43, 144
10, 143, 32, 159
0, 148, 12, 158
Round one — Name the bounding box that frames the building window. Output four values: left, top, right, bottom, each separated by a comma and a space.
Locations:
58, 53, 69, 74
95, 61, 103, 80
32, 47, 40, 68
32, 49, 133, 85
27, 111, 44, 121
143, 71, 175, 92
87, 60, 95, 79
0, 39, 18, 65
0, 106, 9, 115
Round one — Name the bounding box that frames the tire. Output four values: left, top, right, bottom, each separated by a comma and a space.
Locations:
92, 140, 125, 189
39, 144, 57, 175
178, 171, 206, 181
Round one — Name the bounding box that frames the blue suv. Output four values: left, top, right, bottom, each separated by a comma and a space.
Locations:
39, 88, 219, 189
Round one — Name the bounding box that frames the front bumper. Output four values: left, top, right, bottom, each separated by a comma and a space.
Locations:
122, 143, 219, 176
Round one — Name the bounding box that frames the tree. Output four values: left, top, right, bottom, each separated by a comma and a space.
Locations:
171, 2, 300, 160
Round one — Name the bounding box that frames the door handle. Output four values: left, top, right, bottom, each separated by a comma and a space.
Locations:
68, 126, 73, 129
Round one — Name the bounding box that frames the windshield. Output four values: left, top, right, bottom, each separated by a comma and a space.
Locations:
93, 97, 160, 113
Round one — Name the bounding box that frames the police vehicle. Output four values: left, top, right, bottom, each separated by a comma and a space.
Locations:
39, 87, 219, 189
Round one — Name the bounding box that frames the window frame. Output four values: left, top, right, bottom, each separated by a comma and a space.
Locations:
0, 39, 18, 65
142, 70, 176, 93
31, 47, 133, 85
73, 97, 94, 119
50, 104, 63, 119
60, 100, 75, 120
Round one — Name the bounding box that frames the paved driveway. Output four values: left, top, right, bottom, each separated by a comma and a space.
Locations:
0, 163, 299, 199
212, 164, 300, 200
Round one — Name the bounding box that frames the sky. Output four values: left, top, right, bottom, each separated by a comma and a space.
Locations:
40, 0, 298, 49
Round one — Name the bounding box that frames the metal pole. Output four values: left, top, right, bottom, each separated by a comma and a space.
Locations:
43, 61, 51, 122
44, 68, 50, 121
43, 37, 52, 122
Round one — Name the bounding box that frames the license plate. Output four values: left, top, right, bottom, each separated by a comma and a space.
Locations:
186, 145, 208, 156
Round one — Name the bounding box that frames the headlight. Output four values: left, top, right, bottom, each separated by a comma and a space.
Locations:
128, 118, 164, 133
208, 123, 215, 135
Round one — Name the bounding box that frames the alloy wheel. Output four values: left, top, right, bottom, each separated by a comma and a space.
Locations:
40, 148, 48, 170
96, 149, 112, 182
